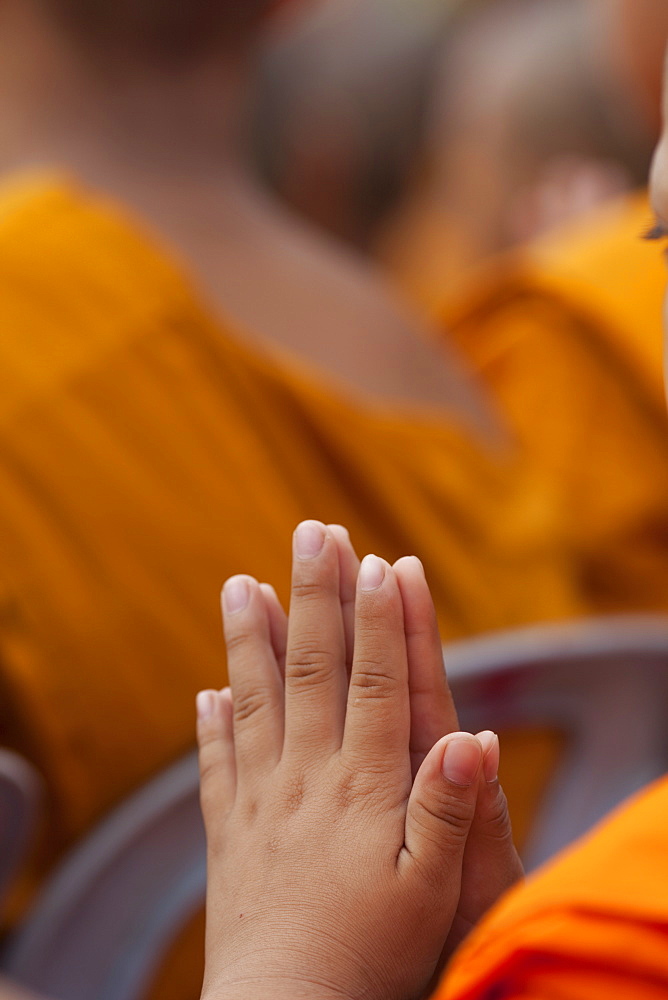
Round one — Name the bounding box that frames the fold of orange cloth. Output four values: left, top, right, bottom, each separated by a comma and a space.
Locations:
0, 172, 581, 863
439, 775, 668, 1000
440, 193, 668, 614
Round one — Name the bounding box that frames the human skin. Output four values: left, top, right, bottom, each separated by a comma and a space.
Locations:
0, 0, 498, 441
197, 521, 522, 1000
649, 51, 668, 360
589, 0, 668, 130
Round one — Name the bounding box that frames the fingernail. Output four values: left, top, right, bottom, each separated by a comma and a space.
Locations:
442, 735, 482, 786
223, 576, 250, 614
327, 523, 350, 538
477, 730, 500, 782
294, 520, 326, 559
359, 554, 386, 591
196, 690, 217, 721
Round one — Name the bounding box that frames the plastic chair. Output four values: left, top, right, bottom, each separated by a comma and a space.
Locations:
0, 749, 41, 905
445, 614, 668, 869
4, 614, 668, 1000
1, 753, 205, 1000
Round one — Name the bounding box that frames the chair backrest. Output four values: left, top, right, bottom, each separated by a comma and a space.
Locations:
446, 614, 668, 869
4, 614, 668, 1000
0, 749, 41, 906
1, 753, 205, 1000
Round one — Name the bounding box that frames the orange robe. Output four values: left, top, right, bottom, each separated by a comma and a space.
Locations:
438, 775, 668, 1000
0, 173, 580, 864
439, 194, 668, 613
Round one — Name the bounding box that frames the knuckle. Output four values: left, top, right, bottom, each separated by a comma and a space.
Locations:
479, 786, 514, 843
284, 771, 307, 814
355, 613, 390, 638
334, 766, 369, 809
414, 787, 476, 840
350, 659, 398, 699
196, 721, 222, 750
224, 625, 258, 656
290, 577, 335, 603
333, 759, 394, 812
197, 753, 223, 790
241, 795, 259, 822
198, 766, 233, 823
287, 641, 338, 684
232, 685, 273, 724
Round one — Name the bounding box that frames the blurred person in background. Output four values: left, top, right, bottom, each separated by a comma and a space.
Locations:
252, 0, 452, 251
435, 0, 668, 620
253, 0, 668, 618
378, 0, 654, 315
254, 0, 651, 296
0, 0, 584, 998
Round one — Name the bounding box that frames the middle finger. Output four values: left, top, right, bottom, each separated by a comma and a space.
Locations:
283, 521, 348, 756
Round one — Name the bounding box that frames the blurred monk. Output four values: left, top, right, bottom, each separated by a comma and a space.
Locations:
252, 0, 453, 251
423, 0, 668, 617
378, 0, 653, 316
0, 0, 581, 976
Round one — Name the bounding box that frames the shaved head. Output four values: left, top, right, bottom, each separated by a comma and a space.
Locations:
37, 0, 278, 61
590, 0, 668, 126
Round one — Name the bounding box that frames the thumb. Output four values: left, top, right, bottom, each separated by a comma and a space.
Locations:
472, 732, 520, 869
458, 731, 523, 919
404, 733, 482, 886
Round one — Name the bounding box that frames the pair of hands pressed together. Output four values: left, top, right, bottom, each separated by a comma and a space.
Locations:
196, 521, 523, 1000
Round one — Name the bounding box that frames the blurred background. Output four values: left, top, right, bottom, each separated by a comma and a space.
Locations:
1, 1, 668, 1000
252, 0, 653, 304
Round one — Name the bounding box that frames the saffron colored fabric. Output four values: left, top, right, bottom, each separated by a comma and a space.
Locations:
439, 775, 668, 1000
441, 194, 668, 614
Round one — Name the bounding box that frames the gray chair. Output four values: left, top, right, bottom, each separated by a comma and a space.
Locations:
446, 614, 668, 869
4, 614, 668, 1000
1, 753, 205, 1000
0, 749, 41, 905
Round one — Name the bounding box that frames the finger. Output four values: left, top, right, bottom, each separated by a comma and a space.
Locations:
328, 524, 360, 673
222, 575, 284, 776
342, 557, 410, 782
455, 731, 523, 934
284, 521, 348, 754
259, 583, 288, 676
393, 556, 459, 778
197, 688, 236, 828
401, 733, 482, 915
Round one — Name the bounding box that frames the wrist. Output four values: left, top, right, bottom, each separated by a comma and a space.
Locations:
202, 979, 351, 1000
